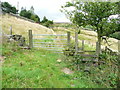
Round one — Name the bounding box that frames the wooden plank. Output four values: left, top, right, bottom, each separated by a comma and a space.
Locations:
77, 54, 98, 57
67, 32, 71, 47
28, 30, 33, 48
33, 34, 67, 36
80, 58, 98, 62
78, 50, 96, 53
33, 38, 67, 40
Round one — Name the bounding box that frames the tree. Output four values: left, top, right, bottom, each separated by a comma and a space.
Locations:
1, 2, 18, 14
20, 8, 40, 23
31, 14, 40, 23
20, 9, 32, 19
41, 16, 53, 27
41, 16, 48, 23
62, 1, 119, 55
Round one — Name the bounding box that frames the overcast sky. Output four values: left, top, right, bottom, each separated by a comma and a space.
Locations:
1, 0, 71, 22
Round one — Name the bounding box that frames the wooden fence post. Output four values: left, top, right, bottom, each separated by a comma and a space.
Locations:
118, 40, 120, 62
75, 31, 78, 54
118, 40, 120, 54
10, 25, 12, 35
96, 42, 99, 57
118, 40, 120, 88
28, 30, 33, 49
82, 40, 84, 51
67, 31, 70, 47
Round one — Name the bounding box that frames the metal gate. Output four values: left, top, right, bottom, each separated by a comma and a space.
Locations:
32, 33, 69, 53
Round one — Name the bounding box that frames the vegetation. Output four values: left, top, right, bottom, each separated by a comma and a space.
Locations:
1, 0, 119, 89
110, 32, 120, 40
1, 2, 18, 14
62, 1, 119, 55
2, 41, 118, 88
41, 16, 53, 27
20, 7, 40, 23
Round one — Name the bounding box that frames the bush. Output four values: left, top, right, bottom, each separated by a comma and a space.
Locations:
110, 32, 120, 40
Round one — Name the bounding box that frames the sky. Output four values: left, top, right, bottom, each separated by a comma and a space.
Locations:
1, 0, 71, 22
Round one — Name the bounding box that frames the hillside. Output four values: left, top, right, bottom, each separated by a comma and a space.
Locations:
0, 14, 55, 38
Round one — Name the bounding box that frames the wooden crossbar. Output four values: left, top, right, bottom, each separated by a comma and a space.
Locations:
77, 54, 98, 58
80, 58, 98, 62
77, 50, 96, 53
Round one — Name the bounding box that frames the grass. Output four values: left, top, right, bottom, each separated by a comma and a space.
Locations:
2, 42, 114, 88
2, 42, 118, 88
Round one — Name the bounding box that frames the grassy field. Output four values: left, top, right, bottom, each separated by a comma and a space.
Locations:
1, 43, 100, 88
1, 42, 118, 88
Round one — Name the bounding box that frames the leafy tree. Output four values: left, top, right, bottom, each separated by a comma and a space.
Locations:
31, 14, 40, 23
1, 2, 18, 14
20, 9, 31, 19
20, 8, 40, 23
41, 16, 53, 27
41, 16, 48, 23
62, 1, 119, 55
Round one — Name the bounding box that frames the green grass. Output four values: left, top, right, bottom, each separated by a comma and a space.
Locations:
2, 43, 98, 88
2, 42, 118, 88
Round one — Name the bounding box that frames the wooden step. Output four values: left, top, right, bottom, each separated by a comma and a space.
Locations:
80, 58, 98, 62
77, 54, 98, 58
